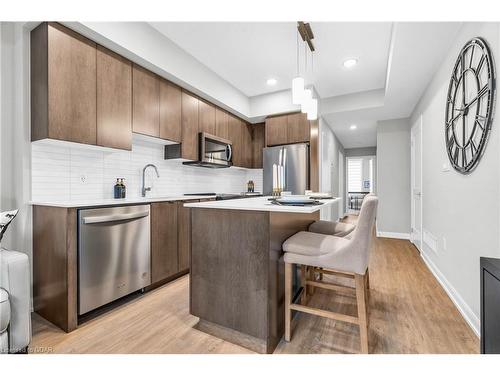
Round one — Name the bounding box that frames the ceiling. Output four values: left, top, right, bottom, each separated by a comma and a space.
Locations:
150, 21, 462, 148
150, 22, 392, 98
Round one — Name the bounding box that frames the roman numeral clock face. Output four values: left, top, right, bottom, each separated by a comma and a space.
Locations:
446, 37, 496, 174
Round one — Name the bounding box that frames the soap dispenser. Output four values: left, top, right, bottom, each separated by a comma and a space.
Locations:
114, 179, 122, 199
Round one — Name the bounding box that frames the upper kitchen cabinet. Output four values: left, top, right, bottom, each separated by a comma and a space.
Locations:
132, 64, 160, 137
265, 112, 311, 146
215, 108, 229, 140
228, 114, 242, 167
96, 46, 132, 150
265, 115, 288, 146
241, 123, 253, 168
31, 22, 97, 145
181, 91, 199, 160
287, 112, 310, 144
199, 100, 216, 135
252, 123, 265, 169
159, 79, 182, 142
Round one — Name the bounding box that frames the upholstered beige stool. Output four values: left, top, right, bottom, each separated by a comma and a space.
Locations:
308, 220, 355, 237
283, 195, 378, 353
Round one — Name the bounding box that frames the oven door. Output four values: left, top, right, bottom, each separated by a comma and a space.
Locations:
200, 133, 233, 166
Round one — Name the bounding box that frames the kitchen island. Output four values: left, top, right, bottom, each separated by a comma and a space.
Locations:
184, 196, 340, 353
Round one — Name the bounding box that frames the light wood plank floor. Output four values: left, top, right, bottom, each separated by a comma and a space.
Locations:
30, 215, 479, 354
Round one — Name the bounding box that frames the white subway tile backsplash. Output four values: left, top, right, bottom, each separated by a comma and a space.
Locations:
32, 139, 263, 202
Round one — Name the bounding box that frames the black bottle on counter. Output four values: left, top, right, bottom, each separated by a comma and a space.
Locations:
114, 178, 122, 199
120, 178, 126, 198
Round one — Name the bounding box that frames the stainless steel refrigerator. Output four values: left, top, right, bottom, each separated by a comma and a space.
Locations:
263, 143, 309, 195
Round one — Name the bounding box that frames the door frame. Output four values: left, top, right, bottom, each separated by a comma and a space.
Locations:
410, 114, 423, 251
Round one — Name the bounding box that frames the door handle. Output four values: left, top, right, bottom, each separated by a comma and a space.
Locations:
83, 210, 149, 224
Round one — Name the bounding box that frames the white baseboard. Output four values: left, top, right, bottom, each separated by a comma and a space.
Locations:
376, 231, 410, 240
420, 252, 480, 337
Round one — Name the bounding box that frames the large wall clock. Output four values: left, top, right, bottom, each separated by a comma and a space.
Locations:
445, 37, 496, 174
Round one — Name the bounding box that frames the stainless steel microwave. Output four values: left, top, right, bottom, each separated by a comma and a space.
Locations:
183, 132, 233, 168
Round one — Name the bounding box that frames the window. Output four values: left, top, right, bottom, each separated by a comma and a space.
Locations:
347, 158, 362, 192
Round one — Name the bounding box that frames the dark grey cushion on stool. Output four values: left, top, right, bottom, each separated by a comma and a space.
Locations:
308, 220, 355, 237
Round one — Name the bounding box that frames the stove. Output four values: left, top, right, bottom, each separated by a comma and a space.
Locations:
185, 193, 262, 201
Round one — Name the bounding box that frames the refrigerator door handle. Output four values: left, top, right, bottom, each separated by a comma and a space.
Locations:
282, 147, 287, 191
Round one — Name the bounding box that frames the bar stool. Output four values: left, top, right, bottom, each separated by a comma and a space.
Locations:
308, 193, 374, 238
282, 195, 378, 353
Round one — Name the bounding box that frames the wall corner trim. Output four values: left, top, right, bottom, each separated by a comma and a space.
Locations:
376, 231, 411, 240
420, 252, 480, 337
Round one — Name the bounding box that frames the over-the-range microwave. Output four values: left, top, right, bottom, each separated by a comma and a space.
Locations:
182, 132, 233, 168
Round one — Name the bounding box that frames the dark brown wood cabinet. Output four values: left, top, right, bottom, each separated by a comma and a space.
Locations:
287, 112, 310, 144
177, 201, 192, 272
31, 22, 97, 145
241, 123, 253, 168
151, 202, 179, 283
132, 64, 160, 137
181, 91, 199, 160
252, 123, 265, 168
265, 115, 288, 146
228, 114, 242, 166
215, 108, 229, 139
199, 100, 216, 135
159, 80, 182, 142
265, 113, 311, 146
96, 46, 132, 150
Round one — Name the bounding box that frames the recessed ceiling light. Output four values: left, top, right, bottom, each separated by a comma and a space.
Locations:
350, 124, 357, 130
266, 78, 277, 86
343, 59, 358, 68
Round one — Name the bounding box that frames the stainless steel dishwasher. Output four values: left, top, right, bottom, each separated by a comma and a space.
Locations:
78, 205, 151, 315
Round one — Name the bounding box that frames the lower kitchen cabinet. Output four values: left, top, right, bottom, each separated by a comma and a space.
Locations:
177, 201, 192, 272
151, 202, 179, 283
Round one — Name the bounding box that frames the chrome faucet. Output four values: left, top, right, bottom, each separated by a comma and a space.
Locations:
142, 164, 160, 197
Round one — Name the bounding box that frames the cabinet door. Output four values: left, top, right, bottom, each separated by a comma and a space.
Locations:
181, 91, 199, 160
241, 123, 253, 168
177, 201, 192, 272
252, 123, 265, 168
215, 108, 229, 139
228, 115, 242, 167
96, 46, 132, 150
47, 23, 97, 145
159, 80, 182, 142
287, 112, 310, 144
265, 115, 288, 146
132, 64, 160, 137
199, 100, 216, 135
151, 202, 179, 283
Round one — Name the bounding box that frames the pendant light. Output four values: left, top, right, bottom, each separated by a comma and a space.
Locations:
292, 29, 304, 105
293, 22, 318, 120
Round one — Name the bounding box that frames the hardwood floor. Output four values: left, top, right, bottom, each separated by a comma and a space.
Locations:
30, 215, 479, 354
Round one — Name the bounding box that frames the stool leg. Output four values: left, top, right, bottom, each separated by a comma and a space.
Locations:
285, 262, 293, 342
308, 267, 315, 295
300, 265, 307, 304
355, 274, 369, 354
365, 268, 370, 290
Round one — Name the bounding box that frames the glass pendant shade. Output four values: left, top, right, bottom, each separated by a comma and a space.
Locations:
301, 89, 312, 113
307, 98, 318, 120
292, 76, 305, 105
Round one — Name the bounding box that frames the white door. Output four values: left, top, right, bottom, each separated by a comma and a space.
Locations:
411, 115, 423, 251
338, 151, 345, 218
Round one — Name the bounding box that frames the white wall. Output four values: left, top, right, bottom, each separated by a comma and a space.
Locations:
376, 118, 411, 235
31, 139, 263, 202
410, 22, 500, 335
319, 118, 345, 221
0, 23, 32, 254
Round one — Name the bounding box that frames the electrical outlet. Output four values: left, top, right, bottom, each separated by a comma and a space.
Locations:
442, 237, 447, 251
442, 161, 451, 172
80, 174, 87, 184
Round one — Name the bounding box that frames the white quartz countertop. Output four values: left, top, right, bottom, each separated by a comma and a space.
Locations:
29, 195, 216, 208
184, 196, 340, 213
